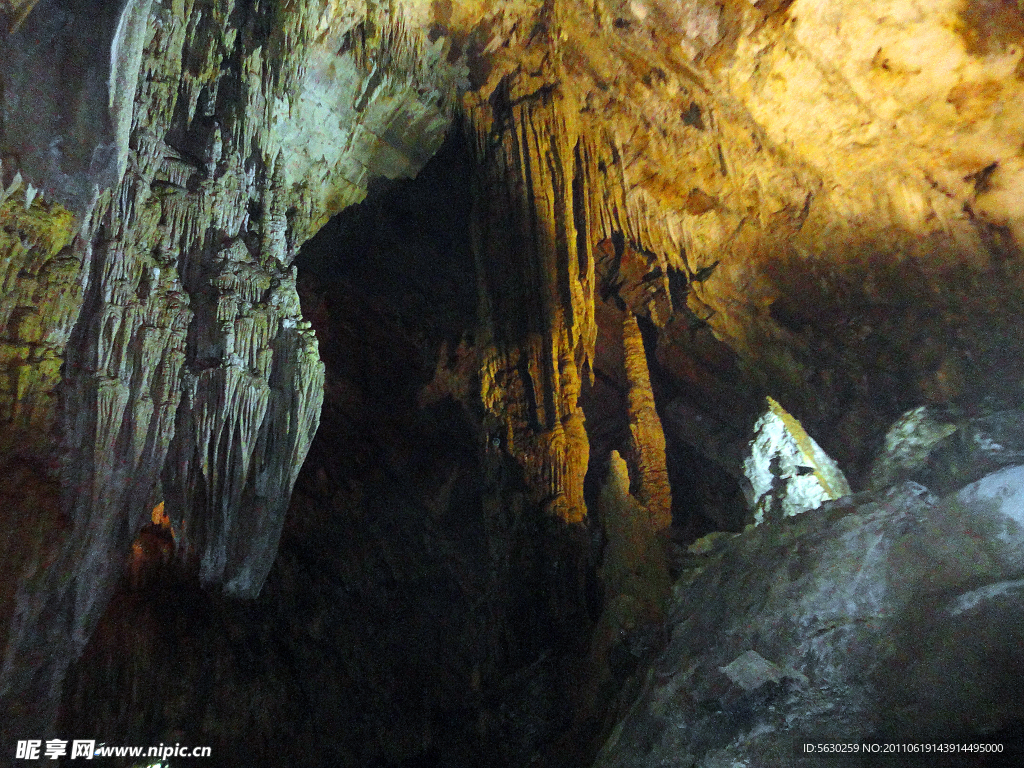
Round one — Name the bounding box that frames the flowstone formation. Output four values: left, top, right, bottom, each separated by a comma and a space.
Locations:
1, 0, 464, 742
2, 0, 1024, 766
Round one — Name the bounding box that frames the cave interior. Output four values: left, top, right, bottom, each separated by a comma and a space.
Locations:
3, 1, 1024, 766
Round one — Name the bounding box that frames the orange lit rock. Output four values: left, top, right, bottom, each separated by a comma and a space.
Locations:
622, 313, 672, 531
126, 502, 176, 591
150, 500, 168, 528
469, 72, 596, 525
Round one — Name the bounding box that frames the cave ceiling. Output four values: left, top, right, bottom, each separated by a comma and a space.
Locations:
2, 0, 1024, 762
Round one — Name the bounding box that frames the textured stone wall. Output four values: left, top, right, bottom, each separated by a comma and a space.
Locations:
2, 0, 1023, 760
452, 0, 1024, 495
1, 0, 465, 741
469, 80, 595, 526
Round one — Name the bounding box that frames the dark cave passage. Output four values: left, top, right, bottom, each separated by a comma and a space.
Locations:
56, 123, 756, 768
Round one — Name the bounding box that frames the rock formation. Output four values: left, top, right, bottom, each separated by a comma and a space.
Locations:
591, 450, 670, 690
622, 312, 672, 531
1, 0, 1023, 765
742, 396, 851, 525
1, 0, 463, 741
594, 466, 1024, 767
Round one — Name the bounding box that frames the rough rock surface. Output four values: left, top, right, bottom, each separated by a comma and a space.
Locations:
1, 0, 464, 743
593, 467, 1024, 768
1, 0, 1024, 765
870, 405, 1024, 495
622, 314, 672, 531
590, 451, 671, 696
743, 396, 851, 525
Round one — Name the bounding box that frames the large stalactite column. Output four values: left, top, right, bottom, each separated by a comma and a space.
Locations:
464, 27, 600, 655
467, 78, 596, 527
622, 312, 672, 532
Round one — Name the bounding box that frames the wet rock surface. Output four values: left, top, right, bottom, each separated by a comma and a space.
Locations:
742, 397, 851, 526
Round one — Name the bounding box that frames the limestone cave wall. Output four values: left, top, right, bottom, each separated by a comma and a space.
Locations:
2, 0, 1024, 766
1, 0, 464, 743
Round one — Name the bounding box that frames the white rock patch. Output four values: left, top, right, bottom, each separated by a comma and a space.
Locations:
743, 396, 851, 524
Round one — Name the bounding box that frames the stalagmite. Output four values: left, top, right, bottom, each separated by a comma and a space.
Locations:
622, 312, 672, 531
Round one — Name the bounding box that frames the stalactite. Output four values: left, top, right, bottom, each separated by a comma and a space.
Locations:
263, 150, 289, 266
1, 0, 459, 739
469, 74, 597, 525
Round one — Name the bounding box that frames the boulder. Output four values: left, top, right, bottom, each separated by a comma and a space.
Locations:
870, 406, 1024, 495
594, 466, 1024, 767
742, 397, 851, 525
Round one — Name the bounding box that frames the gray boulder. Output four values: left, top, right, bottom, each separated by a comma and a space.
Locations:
870, 405, 1024, 495
594, 466, 1024, 767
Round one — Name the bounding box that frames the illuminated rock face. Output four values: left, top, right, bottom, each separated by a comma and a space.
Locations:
1, 0, 1024, 762
743, 397, 851, 525
622, 314, 672, 532
0, 0, 463, 739
441, 0, 1024, 535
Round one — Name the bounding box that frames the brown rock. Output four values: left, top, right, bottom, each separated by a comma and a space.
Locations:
622, 312, 673, 531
